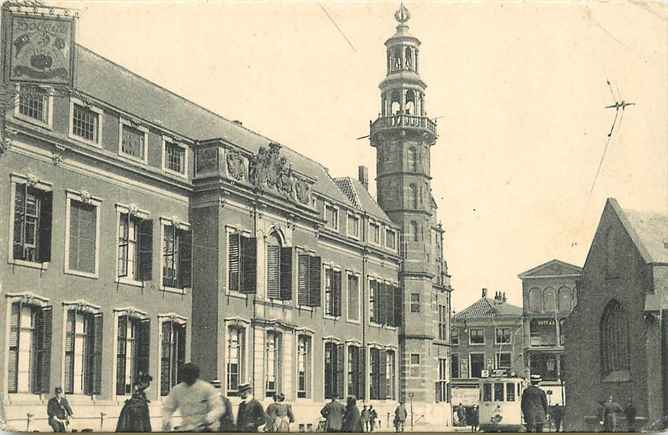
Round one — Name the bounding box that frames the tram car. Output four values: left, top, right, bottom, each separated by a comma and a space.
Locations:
478, 371, 527, 432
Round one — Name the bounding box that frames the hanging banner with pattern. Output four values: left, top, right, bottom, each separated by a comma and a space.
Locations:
3, 5, 76, 87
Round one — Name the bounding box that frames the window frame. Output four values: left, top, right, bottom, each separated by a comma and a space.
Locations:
295, 331, 314, 400
68, 97, 103, 147
346, 271, 361, 324
469, 327, 485, 345
158, 313, 188, 398
159, 217, 192, 293
60, 301, 103, 397
323, 265, 342, 319
346, 213, 360, 240
14, 84, 54, 129
64, 190, 102, 279
451, 353, 460, 378
324, 204, 339, 232
469, 352, 485, 378
118, 118, 149, 164
495, 352, 512, 371
495, 327, 512, 345
8, 174, 53, 270
112, 308, 151, 398
410, 293, 420, 313
369, 221, 381, 246
115, 204, 152, 287
162, 136, 188, 178
224, 320, 250, 397
385, 228, 397, 251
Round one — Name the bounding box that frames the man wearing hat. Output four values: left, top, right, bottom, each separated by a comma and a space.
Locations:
521, 375, 548, 432
236, 383, 267, 432
47, 387, 74, 432
210, 379, 235, 432
162, 363, 224, 432
320, 396, 345, 432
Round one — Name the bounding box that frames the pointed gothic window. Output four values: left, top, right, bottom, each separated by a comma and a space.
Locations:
600, 300, 630, 378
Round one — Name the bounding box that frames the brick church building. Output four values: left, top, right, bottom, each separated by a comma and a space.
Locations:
0, 3, 452, 430
563, 198, 668, 431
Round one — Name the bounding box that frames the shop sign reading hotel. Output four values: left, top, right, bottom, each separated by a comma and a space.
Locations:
2, 3, 77, 87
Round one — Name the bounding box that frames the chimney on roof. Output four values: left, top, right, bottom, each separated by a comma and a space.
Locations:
358, 165, 369, 190
482, 288, 487, 298
232, 120, 243, 126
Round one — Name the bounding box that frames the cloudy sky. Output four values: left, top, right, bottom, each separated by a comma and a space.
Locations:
59, 0, 667, 311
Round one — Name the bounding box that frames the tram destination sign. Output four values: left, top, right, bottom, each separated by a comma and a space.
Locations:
2, 5, 77, 87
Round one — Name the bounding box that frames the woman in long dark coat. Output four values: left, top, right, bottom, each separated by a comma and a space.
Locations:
115, 373, 153, 432
342, 396, 364, 433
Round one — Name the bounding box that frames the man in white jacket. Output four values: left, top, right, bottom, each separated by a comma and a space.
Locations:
162, 363, 224, 432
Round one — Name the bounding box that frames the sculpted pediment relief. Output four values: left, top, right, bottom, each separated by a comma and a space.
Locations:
225, 142, 313, 206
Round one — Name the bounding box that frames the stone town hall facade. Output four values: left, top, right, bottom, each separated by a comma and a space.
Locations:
0, 4, 451, 430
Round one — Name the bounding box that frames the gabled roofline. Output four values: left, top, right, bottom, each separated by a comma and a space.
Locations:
582, 198, 656, 271
517, 258, 583, 279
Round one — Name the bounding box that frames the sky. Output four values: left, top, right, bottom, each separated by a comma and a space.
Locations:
56, 0, 667, 311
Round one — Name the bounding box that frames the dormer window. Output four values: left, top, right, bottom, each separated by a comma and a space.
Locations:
164, 139, 187, 176
70, 101, 102, 145
325, 205, 339, 231
16, 85, 51, 127
385, 228, 396, 250
370, 222, 381, 245
347, 214, 360, 239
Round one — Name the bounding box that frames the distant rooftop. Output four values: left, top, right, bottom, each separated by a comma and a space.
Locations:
453, 289, 523, 321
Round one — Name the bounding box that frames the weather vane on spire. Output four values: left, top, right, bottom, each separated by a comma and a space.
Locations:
394, 1, 410, 24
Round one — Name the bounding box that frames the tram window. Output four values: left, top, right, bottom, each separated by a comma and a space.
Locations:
482, 383, 492, 401
506, 383, 516, 401
494, 383, 504, 401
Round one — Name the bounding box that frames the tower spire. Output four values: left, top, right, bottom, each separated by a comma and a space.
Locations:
394, 1, 410, 25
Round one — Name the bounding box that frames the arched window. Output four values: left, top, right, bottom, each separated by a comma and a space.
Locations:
405, 46, 413, 70
543, 288, 556, 313
408, 147, 417, 172
405, 90, 416, 115
411, 221, 419, 242
529, 288, 541, 313
558, 287, 572, 313
391, 90, 401, 116
266, 232, 282, 300
409, 184, 418, 209
600, 300, 630, 377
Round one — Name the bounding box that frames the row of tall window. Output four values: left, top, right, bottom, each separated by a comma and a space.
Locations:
225, 326, 396, 401
16, 86, 187, 176
227, 231, 401, 325
7, 300, 185, 397
324, 205, 398, 251
450, 326, 513, 346
449, 352, 512, 379
527, 286, 575, 313
11, 180, 192, 290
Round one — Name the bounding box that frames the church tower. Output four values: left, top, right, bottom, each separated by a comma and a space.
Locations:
370, 3, 451, 407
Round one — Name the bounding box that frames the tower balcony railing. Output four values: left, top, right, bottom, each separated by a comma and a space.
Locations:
370, 114, 437, 143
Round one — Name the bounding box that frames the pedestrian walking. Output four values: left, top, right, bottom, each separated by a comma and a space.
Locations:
456, 403, 466, 427
342, 396, 364, 433
209, 380, 235, 432
550, 403, 563, 433
598, 395, 624, 432
235, 383, 267, 432
361, 405, 370, 432
161, 363, 224, 432
624, 399, 637, 432
266, 393, 295, 432
521, 375, 548, 432
394, 401, 407, 432
115, 373, 152, 432
368, 405, 377, 432
471, 405, 480, 432
321, 396, 345, 432
47, 387, 73, 432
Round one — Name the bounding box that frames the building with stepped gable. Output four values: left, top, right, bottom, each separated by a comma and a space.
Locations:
0, 3, 453, 431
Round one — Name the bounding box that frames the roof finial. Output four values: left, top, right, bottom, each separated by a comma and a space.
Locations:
394, 1, 410, 24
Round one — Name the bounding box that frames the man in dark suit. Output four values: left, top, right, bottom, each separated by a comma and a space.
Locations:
236, 383, 267, 432
320, 396, 345, 432
521, 375, 548, 432
47, 387, 74, 432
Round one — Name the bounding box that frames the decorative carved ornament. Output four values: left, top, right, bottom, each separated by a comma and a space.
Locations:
228, 142, 313, 206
